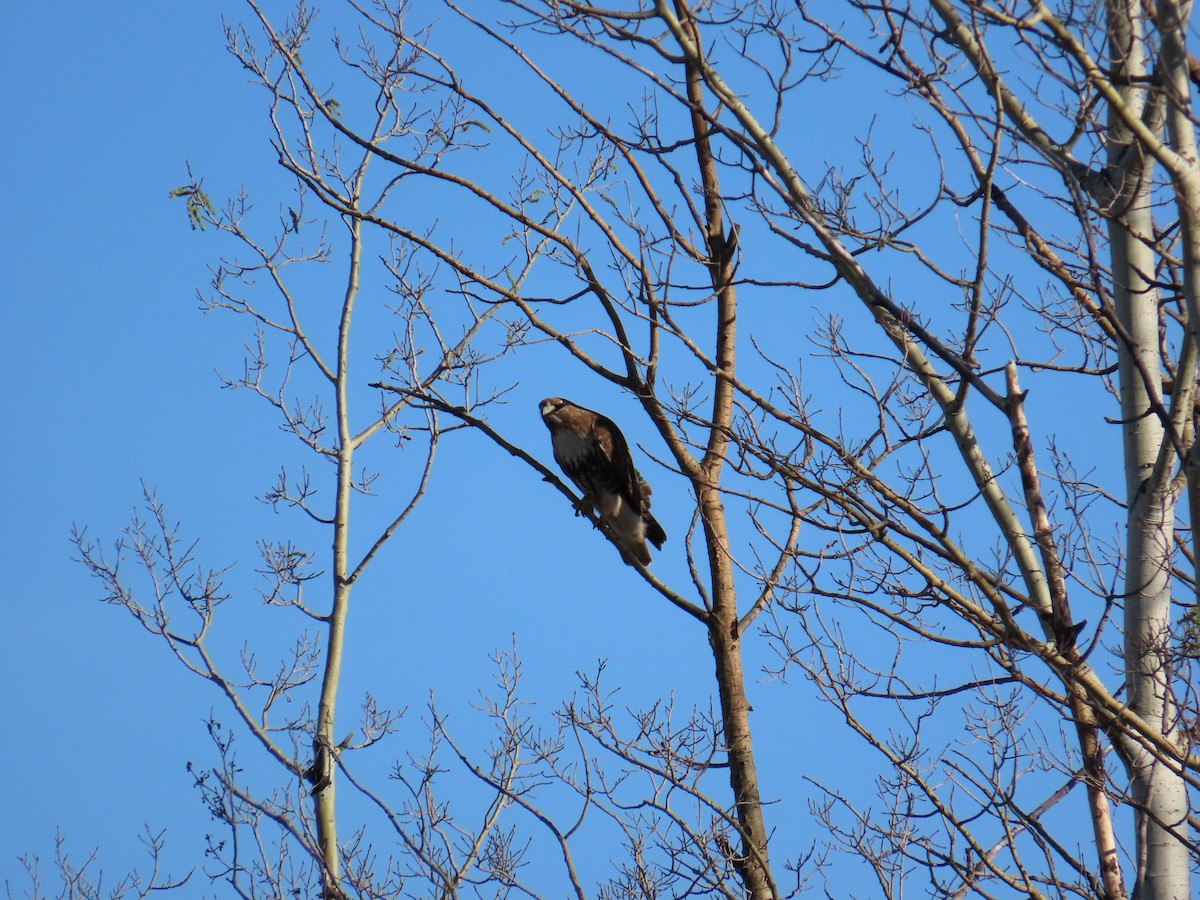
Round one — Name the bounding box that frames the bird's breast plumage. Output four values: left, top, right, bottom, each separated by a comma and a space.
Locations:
550, 428, 592, 466
553, 430, 622, 500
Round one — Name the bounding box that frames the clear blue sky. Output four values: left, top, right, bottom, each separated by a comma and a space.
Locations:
2, 3, 267, 880
2, 2, 1123, 895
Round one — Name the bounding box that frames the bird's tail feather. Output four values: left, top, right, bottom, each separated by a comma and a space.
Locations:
644, 513, 667, 550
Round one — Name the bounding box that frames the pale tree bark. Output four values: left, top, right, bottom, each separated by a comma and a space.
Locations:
1104, 3, 1190, 896
1007, 361, 1124, 896
309, 217, 365, 898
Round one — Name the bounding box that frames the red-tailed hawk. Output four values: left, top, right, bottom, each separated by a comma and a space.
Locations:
539, 397, 667, 566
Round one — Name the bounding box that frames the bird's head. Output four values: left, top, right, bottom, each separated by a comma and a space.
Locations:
539, 397, 569, 423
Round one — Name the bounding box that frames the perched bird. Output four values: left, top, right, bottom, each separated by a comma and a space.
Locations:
539, 397, 667, 566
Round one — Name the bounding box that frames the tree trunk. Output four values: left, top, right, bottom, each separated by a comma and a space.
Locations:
1107, 2, 1191, 895
707, 556, 774, 900
311, 218, 364, 899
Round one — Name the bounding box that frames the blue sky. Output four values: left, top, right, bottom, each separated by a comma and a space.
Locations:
3, 3, 265, 882
2, 2, 1131, 895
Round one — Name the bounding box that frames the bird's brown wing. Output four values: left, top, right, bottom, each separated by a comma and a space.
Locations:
591, 413, 645, 513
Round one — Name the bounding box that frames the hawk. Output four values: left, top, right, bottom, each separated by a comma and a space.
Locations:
539, 397, 667, 566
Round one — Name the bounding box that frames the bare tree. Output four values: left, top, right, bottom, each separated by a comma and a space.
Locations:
63, 0, 1200, 897
11, 830, 191, 900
